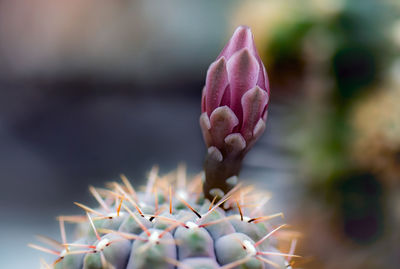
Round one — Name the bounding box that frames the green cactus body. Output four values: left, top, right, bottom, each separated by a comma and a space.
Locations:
31, 169, 297, 269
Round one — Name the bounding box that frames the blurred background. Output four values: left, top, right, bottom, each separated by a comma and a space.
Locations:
1, 0, 400, 268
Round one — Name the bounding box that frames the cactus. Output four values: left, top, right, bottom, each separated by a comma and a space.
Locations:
30, 26, 299, 269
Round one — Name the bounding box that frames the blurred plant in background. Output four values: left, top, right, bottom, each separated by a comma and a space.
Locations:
233, 0, 400, 268
352, 77, 400, 185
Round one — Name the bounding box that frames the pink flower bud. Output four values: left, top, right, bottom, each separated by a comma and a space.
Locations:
200, 26, 269, 160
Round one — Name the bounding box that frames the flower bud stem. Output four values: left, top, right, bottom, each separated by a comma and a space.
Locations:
203, 153, 244, 202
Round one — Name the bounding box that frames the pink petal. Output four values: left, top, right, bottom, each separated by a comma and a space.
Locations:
262, 106, 268, 121
218, 26, 257, 60
257, 64, 269, 95
218, 26, 268, 93
209, 106, 239, 148
220, 85, 231, 107
240, 86, 269, 141
205, 57, 229, 116
226, 48, 260, 120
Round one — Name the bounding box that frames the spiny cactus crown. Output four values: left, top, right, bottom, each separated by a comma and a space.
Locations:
30, 166, 298, 269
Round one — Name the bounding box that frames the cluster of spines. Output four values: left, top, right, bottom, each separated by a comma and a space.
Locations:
30, 165, 300, 269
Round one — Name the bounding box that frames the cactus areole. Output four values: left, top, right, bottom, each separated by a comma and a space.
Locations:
200, 26, 270, 200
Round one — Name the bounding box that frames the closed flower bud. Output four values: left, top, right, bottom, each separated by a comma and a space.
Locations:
200, 26, 270, 199
201, 26, 269, 161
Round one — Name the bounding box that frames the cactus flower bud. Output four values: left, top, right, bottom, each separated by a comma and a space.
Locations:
200, 26, 270, 200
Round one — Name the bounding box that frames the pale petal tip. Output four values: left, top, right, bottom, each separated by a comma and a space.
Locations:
253, 118, 266, 138
207, 146, 223, 162
209, 106, 239, 129
224, 133, 246, 152
231, 25, 253, 41
226, 175, 238, 186
199, 112, 211, 130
